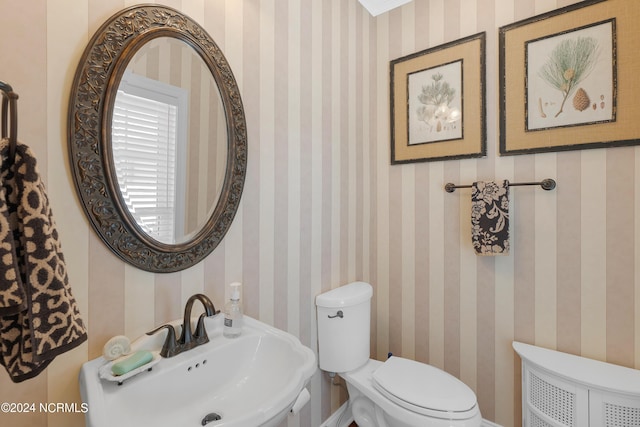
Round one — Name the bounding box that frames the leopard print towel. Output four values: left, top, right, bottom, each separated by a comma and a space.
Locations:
0, 139, 87, 383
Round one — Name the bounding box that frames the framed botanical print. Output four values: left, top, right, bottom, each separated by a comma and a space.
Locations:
500, 0, 640, 155
390, 32, 486, 163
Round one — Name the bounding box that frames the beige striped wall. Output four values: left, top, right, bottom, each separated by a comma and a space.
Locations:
0, 1, 638, 427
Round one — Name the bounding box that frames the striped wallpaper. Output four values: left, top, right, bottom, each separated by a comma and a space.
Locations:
0, 1, 638, 427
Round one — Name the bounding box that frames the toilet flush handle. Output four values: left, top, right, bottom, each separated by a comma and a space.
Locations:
328, 310, 343, 319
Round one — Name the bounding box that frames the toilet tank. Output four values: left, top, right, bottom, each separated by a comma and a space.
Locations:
316, 282, 373, 373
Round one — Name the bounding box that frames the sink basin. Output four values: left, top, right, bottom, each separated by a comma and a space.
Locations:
79, 314, 316, 427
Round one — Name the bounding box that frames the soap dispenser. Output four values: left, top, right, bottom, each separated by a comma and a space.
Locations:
223, 282, 243, 338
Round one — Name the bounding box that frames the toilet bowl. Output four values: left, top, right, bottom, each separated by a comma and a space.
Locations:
344, 358, 482, 427
316, 282, 482, 427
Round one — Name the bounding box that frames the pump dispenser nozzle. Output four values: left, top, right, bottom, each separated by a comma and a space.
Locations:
230, 282, 241, 301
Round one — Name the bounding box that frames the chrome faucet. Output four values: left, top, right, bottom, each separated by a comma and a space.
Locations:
147, 293, 219, 358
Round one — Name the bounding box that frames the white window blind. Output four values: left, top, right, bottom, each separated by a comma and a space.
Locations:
112, 73, 187, 243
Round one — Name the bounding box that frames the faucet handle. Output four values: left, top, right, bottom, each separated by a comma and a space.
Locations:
146, 324, 178, 358
194, 313, 209, 341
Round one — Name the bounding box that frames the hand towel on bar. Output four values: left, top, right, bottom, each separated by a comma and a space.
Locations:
0, 182, 26, 316
0, 139, 87, 383
471, 180, 510, 255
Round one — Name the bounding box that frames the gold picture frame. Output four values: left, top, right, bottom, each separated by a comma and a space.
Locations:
390, 32, 486, 164
499, 0, 640, 155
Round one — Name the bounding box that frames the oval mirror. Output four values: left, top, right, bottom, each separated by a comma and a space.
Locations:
113, 37, 228, 245
68, 5, 247, 272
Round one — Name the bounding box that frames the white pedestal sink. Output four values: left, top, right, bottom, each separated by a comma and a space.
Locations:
79, 314, 316, 427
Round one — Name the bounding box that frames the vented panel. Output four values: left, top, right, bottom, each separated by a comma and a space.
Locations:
529, 371, 576, 426
604, 402, 640, 427
516, 342, 640, 427
530, 409, 555, 427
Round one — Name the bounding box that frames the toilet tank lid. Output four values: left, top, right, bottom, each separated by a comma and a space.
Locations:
316, 282, 373, 308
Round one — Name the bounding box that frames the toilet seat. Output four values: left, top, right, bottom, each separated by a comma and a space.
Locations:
371, 357, 477, 419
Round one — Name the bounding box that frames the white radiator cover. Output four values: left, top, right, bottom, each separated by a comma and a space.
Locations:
513, 342, 640, 427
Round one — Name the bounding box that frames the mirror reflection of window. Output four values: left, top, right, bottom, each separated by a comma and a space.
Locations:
112, 71, 188, 243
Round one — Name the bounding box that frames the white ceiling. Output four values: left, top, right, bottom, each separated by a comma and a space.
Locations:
358, 0, 413, 16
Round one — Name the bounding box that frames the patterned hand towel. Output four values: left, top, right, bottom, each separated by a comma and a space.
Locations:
471, 180, 510, 255
0, 139, 87, 382
0, 183, 26, 316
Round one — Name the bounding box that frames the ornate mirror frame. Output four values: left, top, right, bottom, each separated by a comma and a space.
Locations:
68, 5, 247, 273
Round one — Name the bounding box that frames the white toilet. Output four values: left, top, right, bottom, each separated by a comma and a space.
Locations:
316, 282, 482, 427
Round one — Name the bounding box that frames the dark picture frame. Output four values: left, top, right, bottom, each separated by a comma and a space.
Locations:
391, 32, 486, 164
499, 0, 640, 155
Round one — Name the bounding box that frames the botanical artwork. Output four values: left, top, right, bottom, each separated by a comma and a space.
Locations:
526, 20, 614, 131
408, 60, 462, 145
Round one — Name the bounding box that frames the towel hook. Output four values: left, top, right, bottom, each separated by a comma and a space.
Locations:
0, 81, 18, 166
